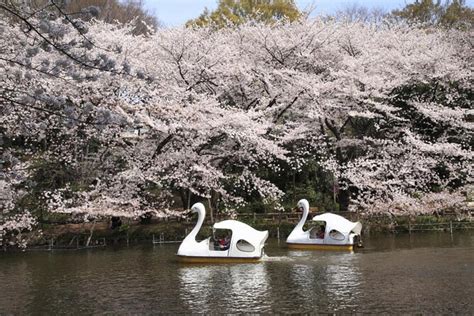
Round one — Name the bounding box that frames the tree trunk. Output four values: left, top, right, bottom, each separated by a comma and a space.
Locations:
208, 198, 214, 223
187, 189, 191, 209
179, 188, 189, 209
338, 187, 350, 211
292, 172, 296, 205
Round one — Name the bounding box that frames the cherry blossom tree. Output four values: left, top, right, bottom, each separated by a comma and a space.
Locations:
1, 2, 288, 245
1, 1, 472, 247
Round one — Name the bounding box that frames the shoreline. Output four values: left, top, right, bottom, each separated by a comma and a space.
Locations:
4, 213, 473, 251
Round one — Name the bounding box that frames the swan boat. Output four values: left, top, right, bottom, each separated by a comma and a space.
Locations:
177, 203, 269, 263
286, 199, 362, 251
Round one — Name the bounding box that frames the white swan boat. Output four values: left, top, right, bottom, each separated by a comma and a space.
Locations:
177, 203, 269, 263
286, 199, 362, 251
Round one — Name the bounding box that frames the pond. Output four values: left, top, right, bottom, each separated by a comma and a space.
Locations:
1, 232, 473, 314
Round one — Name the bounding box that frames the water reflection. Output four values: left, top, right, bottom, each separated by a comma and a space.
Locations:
282, 251, 361, 313
178, 265, 213, 312
178, 263, 269, 313
324, 254, 362, 311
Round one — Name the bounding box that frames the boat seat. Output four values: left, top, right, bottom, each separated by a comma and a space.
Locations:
309, 227, 317, 239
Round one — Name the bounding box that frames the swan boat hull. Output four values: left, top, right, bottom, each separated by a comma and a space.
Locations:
286, 242, 355, 251
177, 255, 263, 263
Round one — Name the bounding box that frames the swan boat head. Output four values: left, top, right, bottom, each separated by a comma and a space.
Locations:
186, 202, 205, 217
297, 199, 309, 214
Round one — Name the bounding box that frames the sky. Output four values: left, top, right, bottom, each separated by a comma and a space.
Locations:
145, 0, 474, 27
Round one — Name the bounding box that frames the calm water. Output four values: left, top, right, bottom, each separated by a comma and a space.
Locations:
1, 232, 473, 314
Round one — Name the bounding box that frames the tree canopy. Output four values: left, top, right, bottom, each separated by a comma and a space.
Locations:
1, 0, 159, 34
392, 0, 473, 28
186, 0, 302, 27
65, 0, 160, 34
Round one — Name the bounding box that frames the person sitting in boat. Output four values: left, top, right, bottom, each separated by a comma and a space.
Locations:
218, 235, 231, 250
317, 225, 325, 239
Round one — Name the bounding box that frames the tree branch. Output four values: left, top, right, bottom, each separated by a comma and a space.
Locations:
273, 91, 304, 123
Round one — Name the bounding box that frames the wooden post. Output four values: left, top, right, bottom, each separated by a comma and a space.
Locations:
68, 236, 75, 247
408, 222, 411, 235
253, 212, 256, 221
450, 221, 453, 235
277, 227, 280, 241
86, 220, 96, 247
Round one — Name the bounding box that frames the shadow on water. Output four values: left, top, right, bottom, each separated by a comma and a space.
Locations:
0, 231, 473, 314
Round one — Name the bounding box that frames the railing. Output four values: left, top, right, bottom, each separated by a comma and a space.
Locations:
154, 210, 355, 224
27, 235, 107, 251
404, 221, 474, 234
217, 212, 300, 222
152, 233, 181, 244
153, 211, 474, 227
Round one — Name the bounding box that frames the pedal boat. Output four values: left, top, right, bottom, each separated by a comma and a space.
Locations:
286, 199, 362, 251
177, 203, 269, 263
